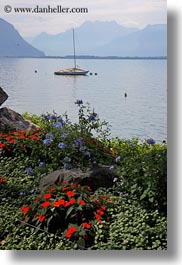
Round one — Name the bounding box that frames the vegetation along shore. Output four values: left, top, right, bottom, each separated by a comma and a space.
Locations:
0, 97, 167, 250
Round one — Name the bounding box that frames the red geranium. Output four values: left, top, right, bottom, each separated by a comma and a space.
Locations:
21, 206, 30, 214
44, 193, 51, 199
41, 201, 50, 208
38, 214, 45, 222
81, 222, 91, 229
66, 226, 76, 238
78, 199, 86, 206
67, 191, 75, 197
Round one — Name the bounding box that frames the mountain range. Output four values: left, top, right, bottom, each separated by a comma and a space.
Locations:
0, 18, 167, 57
28, 20, 167, 57
0, 18, 44, 57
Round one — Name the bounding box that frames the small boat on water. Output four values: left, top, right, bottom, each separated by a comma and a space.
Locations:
54, 29, 89, 76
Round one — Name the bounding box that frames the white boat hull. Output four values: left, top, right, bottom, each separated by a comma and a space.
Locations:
54, 68, 89, 76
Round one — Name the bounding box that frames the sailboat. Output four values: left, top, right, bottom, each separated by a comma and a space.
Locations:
54, 29, 89, 76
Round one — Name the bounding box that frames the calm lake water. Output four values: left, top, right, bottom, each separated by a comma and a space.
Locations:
0, 58, 167, 141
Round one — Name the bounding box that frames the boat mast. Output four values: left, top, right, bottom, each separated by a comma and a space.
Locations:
72, 29, 76, 69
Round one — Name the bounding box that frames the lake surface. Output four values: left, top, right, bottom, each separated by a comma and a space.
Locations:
0, 58, 167, 141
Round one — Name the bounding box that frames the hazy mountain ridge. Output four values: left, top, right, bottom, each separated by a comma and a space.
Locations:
0, 18, 45, 57
27, 21, 167, 57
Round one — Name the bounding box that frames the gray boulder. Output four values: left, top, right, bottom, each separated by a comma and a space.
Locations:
39, 164, 118, 193
0, 87, 8, 106
0, 107, 37, 131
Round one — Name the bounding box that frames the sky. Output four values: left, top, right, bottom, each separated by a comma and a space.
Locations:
0, 0, 167, 37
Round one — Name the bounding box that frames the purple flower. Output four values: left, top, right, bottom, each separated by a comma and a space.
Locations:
54, 122, 63, 129
58, 142, 67, 149
147, 138, 155, 145
24, 167, 34, 175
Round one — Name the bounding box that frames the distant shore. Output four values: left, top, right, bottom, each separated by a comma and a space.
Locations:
0, 55, 167, 60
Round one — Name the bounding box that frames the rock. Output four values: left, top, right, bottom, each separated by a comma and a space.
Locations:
0, 87, 8, 106
0, 107, 37, 131
39, 164, 118, 193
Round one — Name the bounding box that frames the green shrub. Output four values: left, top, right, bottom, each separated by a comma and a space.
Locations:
92, 198, 167, 250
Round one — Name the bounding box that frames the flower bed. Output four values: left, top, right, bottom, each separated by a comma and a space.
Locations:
0, 101, 167, 250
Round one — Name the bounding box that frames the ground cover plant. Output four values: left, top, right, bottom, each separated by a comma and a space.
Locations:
0, 101, 167, 250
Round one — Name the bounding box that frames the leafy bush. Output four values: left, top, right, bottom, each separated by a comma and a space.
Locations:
91, 198, 167, 250
111, 139, 167, 214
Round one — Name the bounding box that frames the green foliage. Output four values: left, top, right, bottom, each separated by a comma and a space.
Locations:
111, 139, 167, 214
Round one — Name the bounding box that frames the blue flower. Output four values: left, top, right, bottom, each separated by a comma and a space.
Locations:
61, 132, 68, 139
64, 163, 72, 170
115, 156, 121, 163
29, 189, 36, 194
43, 138, 53, 145
64, 157, 71, 162
24, 167, 34, 175
85, 151, 91, 157
74, 138, 83, 146
75, 99, 83, 106
39, 162, 45, 167
81, 125, 86, 130
58, 142, 67, 149
50, 115, 57, 121
54, 122, 63, 129
19, 191, 26, 196
79, 146, 87, 152
147, 138, 155, 145
45, 133, 53, 140
88, 114, 96, 122
109, 165, 115, 170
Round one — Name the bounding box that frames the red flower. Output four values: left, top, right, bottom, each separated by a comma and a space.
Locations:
35, 197, 41, 203
95, 214, 101, 222
78, 199, 86, 206
44, 193, 51, 199
100, 205, 106, 211
81, 222, 91, 229
0, 178, 7, 184
48, 187, 55, 192
53, 199, 65, 207
0, 143, 5, 148
69, 198, 76, 205
67, 191, 75, 197
38, 214, 45, 222
21, 206, 30, 214
96, 209, 104, 215
9, 139, 15, 144
64, 201, 71, 207
66, 226, 76, 238
41, 201, 50, 208
100, 195, 107, 199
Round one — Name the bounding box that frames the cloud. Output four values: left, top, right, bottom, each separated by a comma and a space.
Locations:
0, 0, 167, 36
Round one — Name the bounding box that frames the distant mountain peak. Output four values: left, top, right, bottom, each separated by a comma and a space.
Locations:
0, 18, 45, 57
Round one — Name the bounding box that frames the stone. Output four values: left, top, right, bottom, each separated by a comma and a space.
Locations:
39, 164, 118, 193
0, 87, 8, 106
0, 107, 37, 131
